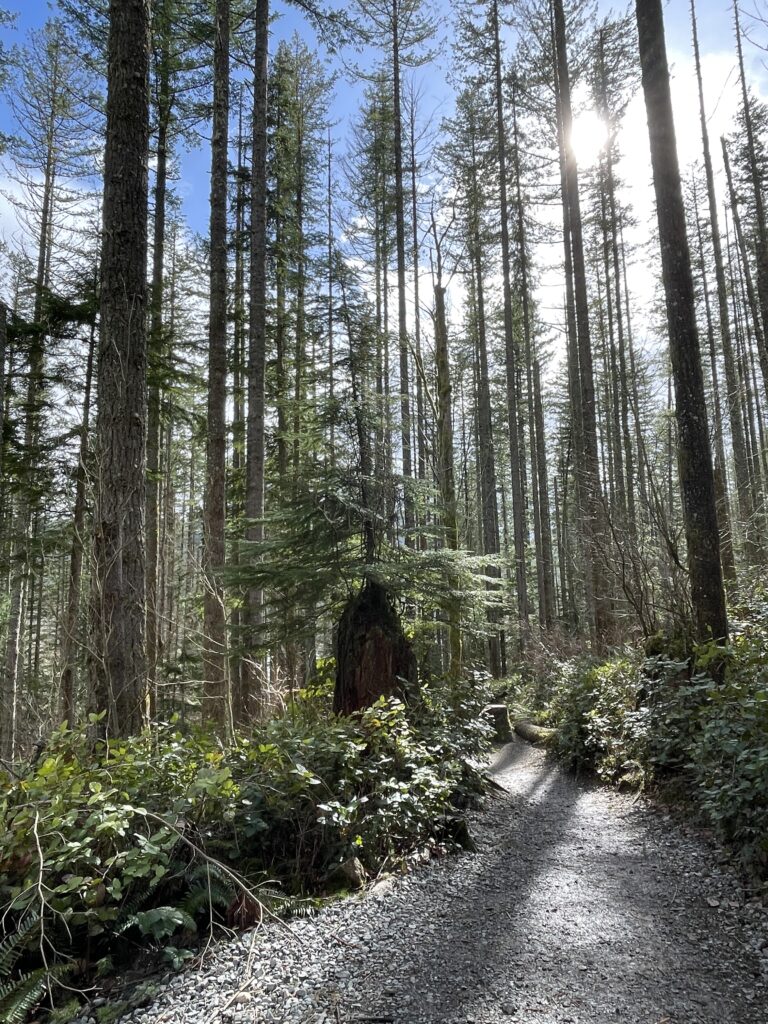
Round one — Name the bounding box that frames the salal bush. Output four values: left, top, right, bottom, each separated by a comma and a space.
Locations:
0, 677, 491, 1008
546, 616, 768, 878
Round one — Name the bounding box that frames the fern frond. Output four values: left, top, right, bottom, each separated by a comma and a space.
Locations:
0, 914, 39, 978
181, 879, 232, 919
0, 963, 72, 1024
185, 861, 233, 888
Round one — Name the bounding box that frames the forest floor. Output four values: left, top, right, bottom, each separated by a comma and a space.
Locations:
113, 741, 768, 1024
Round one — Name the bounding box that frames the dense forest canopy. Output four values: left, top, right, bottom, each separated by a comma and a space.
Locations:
0, 0, 764, 746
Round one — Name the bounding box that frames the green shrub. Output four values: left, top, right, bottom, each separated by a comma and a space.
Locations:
551, 654, 649, 785
0, 678, 491, 1018
544, 613, 768, 878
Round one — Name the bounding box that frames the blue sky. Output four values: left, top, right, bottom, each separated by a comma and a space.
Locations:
1, 1, 759, 61
0, 0, 765, 303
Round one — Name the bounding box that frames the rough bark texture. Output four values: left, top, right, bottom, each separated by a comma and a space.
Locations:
203, 0, 230, 731
491, 0, 528, 633
243, 0, 269, 718
334, 579, 417, 716
91, 0, 151, 736
636, 0, 728, 644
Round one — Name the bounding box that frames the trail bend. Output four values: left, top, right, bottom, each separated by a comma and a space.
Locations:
119, 742, 768, 1024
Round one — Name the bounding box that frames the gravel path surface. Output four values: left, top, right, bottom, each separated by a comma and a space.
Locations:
118, 741, 768, 1024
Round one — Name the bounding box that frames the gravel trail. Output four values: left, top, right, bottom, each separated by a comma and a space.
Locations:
119, 741, 768, 1024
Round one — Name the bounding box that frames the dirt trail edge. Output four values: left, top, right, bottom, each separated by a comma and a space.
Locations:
117, 741, 768, 1024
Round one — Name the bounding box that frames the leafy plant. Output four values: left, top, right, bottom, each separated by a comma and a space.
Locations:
0, 676, 491, 1019
0, 914, 71, 1024
540, 603, 768, 878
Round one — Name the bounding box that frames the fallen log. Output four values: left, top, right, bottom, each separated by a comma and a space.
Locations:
513, 718, 556, 745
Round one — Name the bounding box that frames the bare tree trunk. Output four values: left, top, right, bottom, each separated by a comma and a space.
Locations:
491, 0, 528, 636
327, 129, 336, 467
59, 319, 96, 727
689, 1, 753, 562
553, 0, 610, 643
91, 0, 151, 735
243, 0, 269, 719
202, 0, 230, 732
533, 359, 556, 625
692, 183, 736, 583
512, 79, 554, 629
407, 88, 426, 490
466, 110, 502, 675
431, 218, 461, 678
230, 98, 247, 721
635, 0, 728, 644
146, 6, 173, 713
392, 2, 413, 540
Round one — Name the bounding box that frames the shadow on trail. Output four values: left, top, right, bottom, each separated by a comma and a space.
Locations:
344, 741, 765, 1024
351, 740, 581, 1021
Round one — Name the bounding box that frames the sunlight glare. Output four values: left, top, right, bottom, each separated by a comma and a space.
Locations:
570, 109, 609, 167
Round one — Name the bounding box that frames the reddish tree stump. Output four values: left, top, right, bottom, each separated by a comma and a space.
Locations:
333, 579, 417, 715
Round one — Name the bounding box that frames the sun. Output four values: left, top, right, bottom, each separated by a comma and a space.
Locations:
570, 109, 609, 167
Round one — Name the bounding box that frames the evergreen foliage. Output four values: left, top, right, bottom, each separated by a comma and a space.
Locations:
0, 682, 490, 1016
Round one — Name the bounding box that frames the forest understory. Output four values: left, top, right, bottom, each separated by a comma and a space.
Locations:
62, 741, 768, 1024
2, 0, 768, 1019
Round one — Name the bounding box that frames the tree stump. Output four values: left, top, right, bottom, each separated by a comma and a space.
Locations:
484, 703, 513, 743
333, 579, 417, 715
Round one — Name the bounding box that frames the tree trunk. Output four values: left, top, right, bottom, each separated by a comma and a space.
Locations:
512, 81, 554, 628
408, 89, 427, 491
59, 318, 96, 727
91, 0, 151, 736
553, 0, 610, 644
244, 0, 269, 718
467, 114, 502, 676
392, 2, 413, 540
690, 0, 753, 561
146, 7, 172, 712
635, 0, 728, 644
230, 96, 247, 722
491, 0, 528, 636
203, 0, 230, 731
334, 578, 417, 715
432, 224, 462, 678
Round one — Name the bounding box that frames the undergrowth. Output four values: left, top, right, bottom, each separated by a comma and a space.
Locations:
511, 591, 768, 882
0, 678, 491, 1021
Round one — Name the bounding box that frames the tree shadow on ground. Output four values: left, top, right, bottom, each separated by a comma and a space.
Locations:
340, 741, 766, 1024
